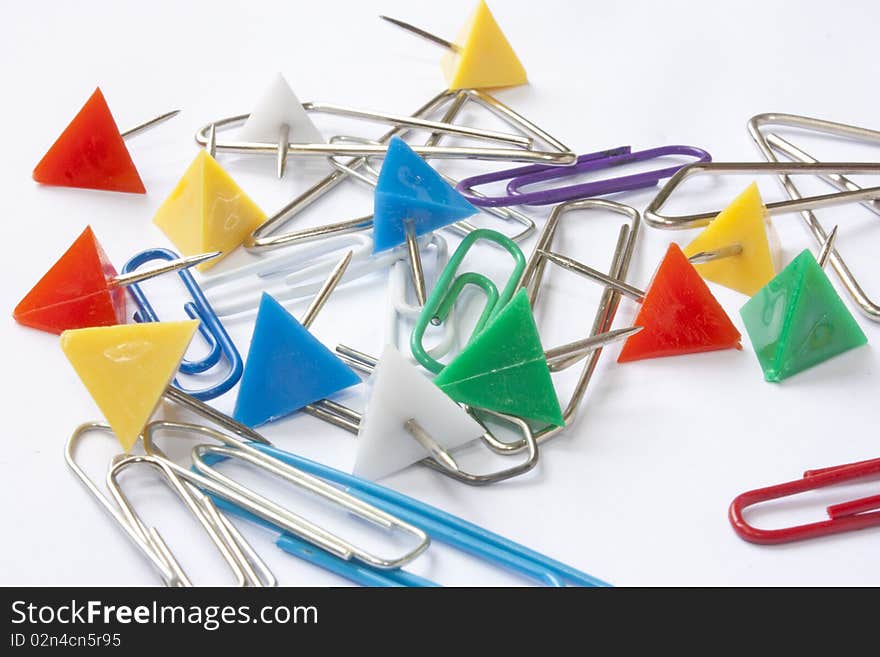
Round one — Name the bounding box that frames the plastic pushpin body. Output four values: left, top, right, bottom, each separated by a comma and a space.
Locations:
441, 1, 528, 90
618, 244, 742, 363
233, 294, 360, 427
373, 137, 477, 252
60, 320, 200, 451
237, 74, 323, 144
14, 226, 126, 334
683, 182, 779, 296
355, 345, 483, 481
33, 88, 145, 194
434, 289, 564, 427
153, 150, 266, 271
740, 249, 867, 382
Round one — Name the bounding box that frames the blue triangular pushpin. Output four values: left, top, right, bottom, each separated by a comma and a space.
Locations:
373, 136, 478, 252
233, 293, 361, 427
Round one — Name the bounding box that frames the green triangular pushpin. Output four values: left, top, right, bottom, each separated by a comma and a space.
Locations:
433, 289, 564, 427
740, 249, 867, 382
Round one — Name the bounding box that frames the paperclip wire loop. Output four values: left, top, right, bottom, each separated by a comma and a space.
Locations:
505, 145, 711, 203
457, 145, 712, 207
747, 113, 880, 322
418, 408, 540, 485
729, 457, 880, 544
193, 426, 601, 585
194, 98, 574, 165
107, 454, 260, 587
643, 161, 880, 229
65, 423, 180, 586
456, 146, 630, 207
66, 423, 273, 587
244, 89, 568, 253
411, 229, 526, 374
142, 422, 431, 570
517, 199, 640, 446
274, 533, 438, 587
122, 249, 243, 399
248, 442, 607, 586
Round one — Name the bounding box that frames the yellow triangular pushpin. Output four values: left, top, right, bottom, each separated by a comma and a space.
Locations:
153, 151, 266, 271
683, 182, 778, 296
60, 320, 199, 451
441, 1, 527, 90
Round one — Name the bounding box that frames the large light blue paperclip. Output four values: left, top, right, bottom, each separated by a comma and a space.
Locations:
122, 248, 243, 400
209, 443, 610, 588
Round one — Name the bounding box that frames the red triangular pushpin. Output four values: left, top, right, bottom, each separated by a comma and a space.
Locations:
32, 88, 145, 194
617, 243, 742, 362
13, 227, 219, 335
14, 226, 126, 334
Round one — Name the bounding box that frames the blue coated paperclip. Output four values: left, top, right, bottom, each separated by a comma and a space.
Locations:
209, 443, 610, 588
456, 145, 712, 207
122, 248, 243, 400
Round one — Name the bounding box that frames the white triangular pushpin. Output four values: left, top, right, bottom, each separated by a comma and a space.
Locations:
354, 344, 484, 481
238, 73, 323, 144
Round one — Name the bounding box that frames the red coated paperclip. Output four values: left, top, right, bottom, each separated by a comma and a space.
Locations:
729, 457, 880, 544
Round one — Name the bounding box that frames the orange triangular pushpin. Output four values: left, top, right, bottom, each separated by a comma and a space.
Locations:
61, 320, 200, 451
13, 226, 219, 334
13, 226, 127, 334
442, 1, 527, 90
33, 88, 146, 194
618, 244, 742, 362
683, 183, 778, 296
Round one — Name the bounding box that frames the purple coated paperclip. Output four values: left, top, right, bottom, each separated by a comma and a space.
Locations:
456, 144, 712, 207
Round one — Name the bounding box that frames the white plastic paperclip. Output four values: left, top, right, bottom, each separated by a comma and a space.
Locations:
385, 236, 456, 361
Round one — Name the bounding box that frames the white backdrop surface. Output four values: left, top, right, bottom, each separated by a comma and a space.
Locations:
1, 0, 878, 586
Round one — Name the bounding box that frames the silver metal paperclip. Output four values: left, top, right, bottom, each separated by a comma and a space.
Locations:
66, 423, 274, 587
142, 422, 431, 569
643, 161, 880, 229
515, 199, 641, 445
747, 113, 880, 322
243, 88, 571, 253
194, 95, 572, 165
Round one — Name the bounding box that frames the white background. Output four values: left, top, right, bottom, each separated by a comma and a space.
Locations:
1, 0, 878, 587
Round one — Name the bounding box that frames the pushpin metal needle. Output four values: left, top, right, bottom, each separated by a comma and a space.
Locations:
687, 243, 744, 265
544, 326, 644, 366
404, 220, 427, 307
301, 250, 354, 329
109, 251, 222, 287
206, 123, 217, 158
404, 418, 461, 473
379, 15, 461, 53
277, 123, 290, 179
163, 386, 271, 445
120, 109, 181, 139
538, 249, 646, 303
